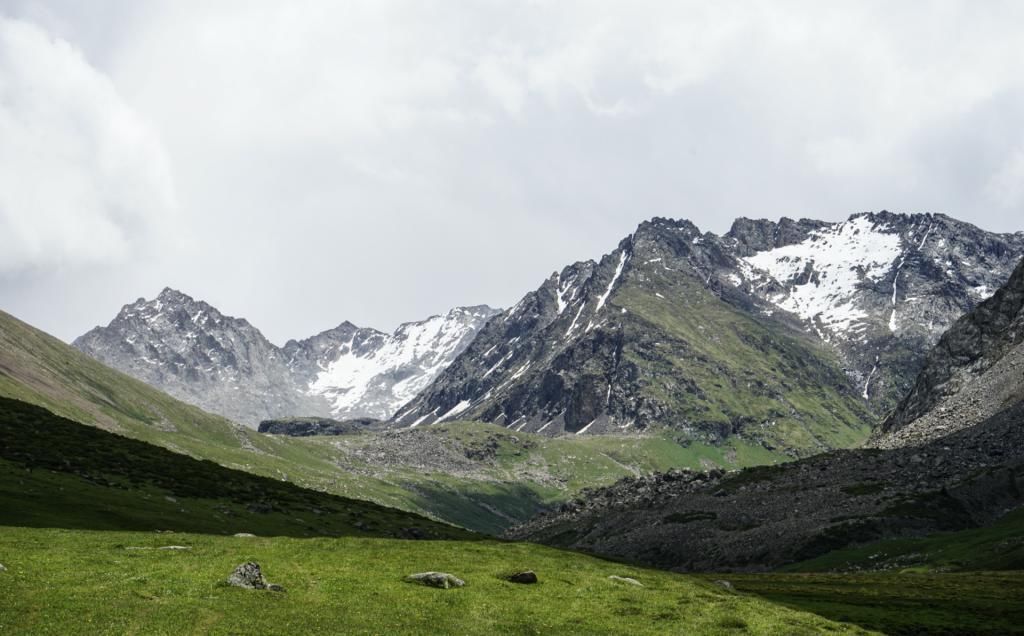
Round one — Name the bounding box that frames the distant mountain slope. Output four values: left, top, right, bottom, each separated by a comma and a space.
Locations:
508, 397, 1024, 572
728, 211, 1024, 413
870, 256, 1024, 448
397, 212, 1022, 452
73, 288, 496, 426
0, 396, 469, 539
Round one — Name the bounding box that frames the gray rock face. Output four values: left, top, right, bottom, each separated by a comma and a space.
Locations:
404, 572, 465, 589
226, 562, 283, 591
396, 212, 1024, 444
257, 417, 378, 436
73, 288, 496, 427
871, 257, 1024, 448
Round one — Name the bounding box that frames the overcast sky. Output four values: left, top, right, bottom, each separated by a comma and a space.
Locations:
2, 1, 1024, 344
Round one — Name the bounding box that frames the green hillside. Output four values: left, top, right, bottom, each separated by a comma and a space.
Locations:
614, 263, 874, 453
0, 309, 794, 533
0, 397, 469, 539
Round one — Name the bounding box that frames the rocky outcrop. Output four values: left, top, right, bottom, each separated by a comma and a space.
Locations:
872, 257, 1024, 447
404, 572, 465, 589
258, 417, 378, 436
508, 398, 1024, 572
226, 562, 284, 591
73, 288, 496, 426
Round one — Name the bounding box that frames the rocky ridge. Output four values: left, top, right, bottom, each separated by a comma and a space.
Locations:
871, 256, 1024, 447
257, 417, 379, 436
397, 212, 1023, 447
73, 288, 496, 426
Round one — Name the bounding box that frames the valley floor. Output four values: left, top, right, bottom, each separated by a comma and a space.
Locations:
0, 526, 871, 635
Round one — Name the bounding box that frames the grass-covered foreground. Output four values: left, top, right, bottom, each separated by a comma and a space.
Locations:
0, 527, 873, 636
710, 571, 1024, 636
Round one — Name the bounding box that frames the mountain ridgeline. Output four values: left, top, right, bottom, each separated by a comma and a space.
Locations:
73, 289, 496, 427
73, 212, 1024, 459
395, 212, 1023, 454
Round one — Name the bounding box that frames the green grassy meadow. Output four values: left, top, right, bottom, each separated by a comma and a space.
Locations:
0, 527, 875, 636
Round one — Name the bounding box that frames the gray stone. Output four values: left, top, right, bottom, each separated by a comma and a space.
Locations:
608, 575, 643, 586
226, 562, 283, 591
404, 572, 465, 589
507, 570, 538, 584
233, 533, 256, 538
714, 579, 734, 591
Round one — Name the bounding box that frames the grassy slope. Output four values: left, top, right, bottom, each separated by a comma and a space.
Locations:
784, 507, 1024, 574
0, 527, 874, 636
616, 269, 874, 454
0, 309, 798, 533
0, 397, 469, 540
702, 508, 1024, 635
308, 421, 794, 534
704, 572, 1024, 636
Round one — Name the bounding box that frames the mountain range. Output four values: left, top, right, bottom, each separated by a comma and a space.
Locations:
508, 254, 1024, 571
396, 212, 1024, 451
72, 212, 1024, 463
73, 288, 496, 427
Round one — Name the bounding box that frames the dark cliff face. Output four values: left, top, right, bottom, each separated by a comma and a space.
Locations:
872, 256, 1024, 446
397, 212, 1024, 454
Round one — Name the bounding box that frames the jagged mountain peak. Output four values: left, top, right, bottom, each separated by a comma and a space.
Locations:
75, 292, 498, 426
396, 211, 1023, 450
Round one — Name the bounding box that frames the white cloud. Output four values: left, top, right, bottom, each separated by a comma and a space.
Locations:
0, 17, 176, 274
985, 148, 1024, 209
3, 1, 1024, 342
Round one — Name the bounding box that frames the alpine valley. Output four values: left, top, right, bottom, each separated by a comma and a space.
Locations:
6, 210, 1024, 635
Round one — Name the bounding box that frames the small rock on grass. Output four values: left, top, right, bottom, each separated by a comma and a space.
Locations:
405, 572, 465, 589
507, 571, 538, 584
608, 575, 643, 586
233, 533, 256, 538
226, 562, 285, 592
0, 563, 6, 572
714, 579, 734, 591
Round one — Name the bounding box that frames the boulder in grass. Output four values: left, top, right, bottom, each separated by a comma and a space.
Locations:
404, 572, 465, 589
608, 575, 643, 586
226, 562, 284, 592
506, 571, 538, 584
0, 563, 6, 572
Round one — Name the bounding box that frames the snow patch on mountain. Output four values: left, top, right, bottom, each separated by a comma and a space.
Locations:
742, 215, 903, 336
308, 306, 498, 418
